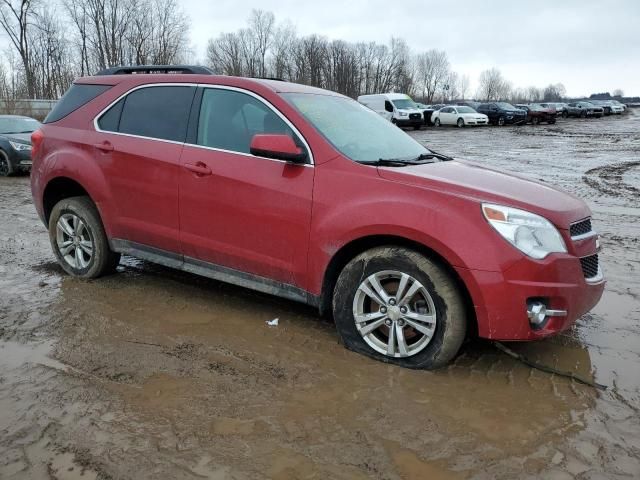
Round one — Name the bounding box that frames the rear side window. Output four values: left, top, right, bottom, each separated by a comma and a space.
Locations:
44, 84, 111, 124
98, 85, 196, 142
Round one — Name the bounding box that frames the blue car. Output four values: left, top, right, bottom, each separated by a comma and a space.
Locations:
0, 115, 41, 176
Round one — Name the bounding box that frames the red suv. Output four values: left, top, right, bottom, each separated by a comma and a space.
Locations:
30, 65, 604, 369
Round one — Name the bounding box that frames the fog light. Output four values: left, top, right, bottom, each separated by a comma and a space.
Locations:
527, 300, 567, 328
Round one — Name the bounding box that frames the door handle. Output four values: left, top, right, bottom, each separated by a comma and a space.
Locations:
94, 141, 114, 152
184, 162, 212, 176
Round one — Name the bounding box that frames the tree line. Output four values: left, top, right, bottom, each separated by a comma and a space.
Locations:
0, 0, 190, 99
0, 5, 622, 104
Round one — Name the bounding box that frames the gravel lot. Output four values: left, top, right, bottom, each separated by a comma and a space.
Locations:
1, 111, 639, 479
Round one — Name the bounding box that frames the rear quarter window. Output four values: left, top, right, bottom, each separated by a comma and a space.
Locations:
44, 84, 112, 124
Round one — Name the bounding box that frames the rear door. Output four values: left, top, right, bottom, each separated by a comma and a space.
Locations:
178, 86, 314, 287
93, 84, 196, 253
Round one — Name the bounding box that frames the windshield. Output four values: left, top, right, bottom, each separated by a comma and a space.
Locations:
0, 117, 40, 134
391, 99, 415, 110
496, 102, 517, 111
283, 93, 429, 163
456, 106, 476, 113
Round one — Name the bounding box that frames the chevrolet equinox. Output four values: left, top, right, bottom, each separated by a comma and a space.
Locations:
30, 65, 605, 369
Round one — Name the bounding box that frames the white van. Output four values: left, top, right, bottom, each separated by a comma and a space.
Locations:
357, 93, 424, 129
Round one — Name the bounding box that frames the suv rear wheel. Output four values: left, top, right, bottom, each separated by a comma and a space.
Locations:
497, 116, 505, 126
332, 246, 467, 369
49, 196, 120, 278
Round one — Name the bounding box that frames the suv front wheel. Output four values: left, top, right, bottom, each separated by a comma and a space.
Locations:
49, 196, 121, 278
332, 246, 467, 369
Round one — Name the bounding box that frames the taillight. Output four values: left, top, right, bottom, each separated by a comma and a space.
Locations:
31, 129, 43, 160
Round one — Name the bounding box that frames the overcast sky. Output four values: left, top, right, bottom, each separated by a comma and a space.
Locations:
184, 0, 639, 97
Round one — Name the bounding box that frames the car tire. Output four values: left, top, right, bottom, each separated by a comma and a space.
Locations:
548, 119, 556, 125
49, 196, 121, 279
532, 116, 540, 125
0, 150, 14, 177
413, 125, 421, 130
457, 118, 465, 128
332, 246, 467, 369
562, 111, 568, 118
497, 116, 505, 126
434, 118, 441, 127
580, 110, 587, 118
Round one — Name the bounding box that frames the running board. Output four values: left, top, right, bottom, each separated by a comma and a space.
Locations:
110, 239, 319, 307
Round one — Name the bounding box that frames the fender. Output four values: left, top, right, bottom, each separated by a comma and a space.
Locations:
36, 131, 116, 236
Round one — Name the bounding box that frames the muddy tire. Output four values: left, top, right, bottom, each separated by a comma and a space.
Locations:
457, 118, 465, 128
332, 246, 467, 369
434, 118, 441, 127
0, 150, 14, 177
532, 116, 540, 125
49, 196, 120, 279
497, 116, 505, 126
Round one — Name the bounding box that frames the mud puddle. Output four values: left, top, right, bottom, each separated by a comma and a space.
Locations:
1, 112, 640, 479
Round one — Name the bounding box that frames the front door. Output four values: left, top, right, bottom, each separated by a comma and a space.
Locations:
178, 87, 314, 287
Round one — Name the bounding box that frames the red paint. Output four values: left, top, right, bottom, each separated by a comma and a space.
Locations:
31, 73, 604, 341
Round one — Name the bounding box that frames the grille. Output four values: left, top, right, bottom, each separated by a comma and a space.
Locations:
570, 218, 592, 237
409, 113, 421, 120
580, 254, 599, 279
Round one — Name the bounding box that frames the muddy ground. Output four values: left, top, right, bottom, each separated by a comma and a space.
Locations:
1, 111, 639, 480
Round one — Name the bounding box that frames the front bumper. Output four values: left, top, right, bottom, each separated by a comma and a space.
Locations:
456, 253, 605, 341
396, 118, 423, 127
505, 115, 527, 124
9, 149, 32, 170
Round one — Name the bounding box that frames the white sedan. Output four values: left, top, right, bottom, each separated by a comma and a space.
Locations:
432, 106, 489, 127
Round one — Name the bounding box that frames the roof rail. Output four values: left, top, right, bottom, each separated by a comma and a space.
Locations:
95, 65, 214, 76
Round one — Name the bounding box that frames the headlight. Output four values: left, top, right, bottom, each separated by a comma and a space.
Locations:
399, 112, 408, 117
482, 203, 567, 259
9, 141, 31, 152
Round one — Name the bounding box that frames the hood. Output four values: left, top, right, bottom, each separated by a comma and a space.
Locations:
2, 133, 32, 144
377, 160, 589, 228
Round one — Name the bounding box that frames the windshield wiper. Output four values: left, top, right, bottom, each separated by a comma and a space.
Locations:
362, 158, 420, 167
416, 151, 453, 162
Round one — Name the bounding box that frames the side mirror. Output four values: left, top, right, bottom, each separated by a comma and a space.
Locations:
250, 134, 307, 164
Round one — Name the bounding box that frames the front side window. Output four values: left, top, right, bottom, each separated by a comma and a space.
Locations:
283, 93, 429, 163
98, 85, 195, 142
456, 106, 476, 113
197, 88, 301, 156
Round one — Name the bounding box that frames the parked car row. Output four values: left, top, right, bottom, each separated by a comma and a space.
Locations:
357, 92, 628, 129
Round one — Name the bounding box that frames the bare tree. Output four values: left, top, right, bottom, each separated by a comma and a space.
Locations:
458, 74, 470, 100
248, 9, 274, 77
612, 88, 624, 98
542, 83, 566, 101
415, 49, 449, 103
477, 67, 511, 101
0, 0, 38, 97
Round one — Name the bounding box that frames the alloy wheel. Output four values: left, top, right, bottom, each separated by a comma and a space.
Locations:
353, 270, 437, 358
56, 213, 94, 269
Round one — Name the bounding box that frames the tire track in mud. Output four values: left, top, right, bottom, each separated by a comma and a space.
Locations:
583, 161, 640, 202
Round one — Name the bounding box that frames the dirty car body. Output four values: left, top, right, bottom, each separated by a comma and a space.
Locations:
30, 66, 605, 368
